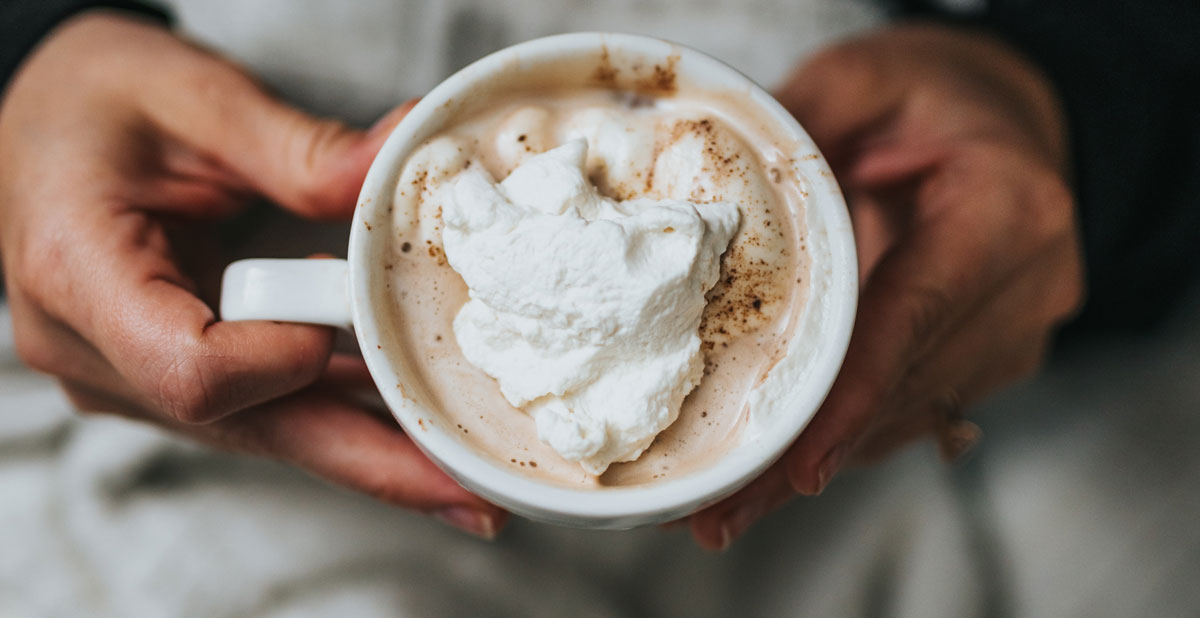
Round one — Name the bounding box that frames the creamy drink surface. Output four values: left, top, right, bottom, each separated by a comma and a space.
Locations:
381, 87, 810, 488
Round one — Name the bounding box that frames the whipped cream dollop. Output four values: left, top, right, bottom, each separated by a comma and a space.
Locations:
441, 139, 740, 475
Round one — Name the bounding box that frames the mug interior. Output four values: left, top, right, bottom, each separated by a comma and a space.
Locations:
348, 32, 856, 528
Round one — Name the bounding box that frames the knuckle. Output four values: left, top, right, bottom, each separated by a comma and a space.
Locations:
153, 352, 222, 424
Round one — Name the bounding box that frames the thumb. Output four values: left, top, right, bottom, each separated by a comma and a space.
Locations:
141, 51, 415, 219
774, 42, 904, 170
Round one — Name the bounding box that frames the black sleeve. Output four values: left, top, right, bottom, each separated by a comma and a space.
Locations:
1, 0, 170, 95
892, 1, 1200, 334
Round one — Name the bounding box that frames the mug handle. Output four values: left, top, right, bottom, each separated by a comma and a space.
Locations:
220, 259, 353, 329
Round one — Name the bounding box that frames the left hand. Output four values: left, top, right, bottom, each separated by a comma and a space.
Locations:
0, 12, 504, 538
686, 23, 1085, 550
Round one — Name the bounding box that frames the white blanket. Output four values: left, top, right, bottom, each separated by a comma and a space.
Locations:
0, 302, 989, 618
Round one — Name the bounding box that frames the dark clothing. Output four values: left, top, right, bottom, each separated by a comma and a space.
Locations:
2, 0, 1198, 333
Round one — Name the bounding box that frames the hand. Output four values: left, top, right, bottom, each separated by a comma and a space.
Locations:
0, 12, 505, 538
687, 24, 1084, 550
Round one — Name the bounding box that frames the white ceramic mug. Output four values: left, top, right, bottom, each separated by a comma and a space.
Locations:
220, 32, 857, 529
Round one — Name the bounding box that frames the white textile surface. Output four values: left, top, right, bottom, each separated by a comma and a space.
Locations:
0, 300, 980, 617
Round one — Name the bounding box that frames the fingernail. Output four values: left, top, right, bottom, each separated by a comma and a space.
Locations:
434, 507, 496, 540
940, 420, 982, 462
716, 501, 765, 552
813, 443, 849, 495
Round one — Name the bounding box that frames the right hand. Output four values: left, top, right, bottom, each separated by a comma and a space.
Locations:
685, 23, 1083, 550
0, 11, 505, 538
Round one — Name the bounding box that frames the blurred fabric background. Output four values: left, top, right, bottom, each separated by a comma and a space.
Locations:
1, 1, 1196, 616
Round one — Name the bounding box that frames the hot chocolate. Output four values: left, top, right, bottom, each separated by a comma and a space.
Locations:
379, 87, 810, 488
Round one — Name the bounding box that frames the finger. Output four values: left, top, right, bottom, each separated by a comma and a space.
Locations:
137, 132, 256, 218
206, 389, 507, 539
851, 388, 980, 465
9, 241, 308, 422
31, 209, 336, 425
64, 371, 510, 539
783, 149, 1044, 495
849, 140, 948, 189
57, 352, 374, 422
688, 462, 794, 551
135, 40, 416, 219
690, 269, 1032, 552
860, 389, 983, 465
320, 353, 395, 425
121, 278, 335, 425
853, 234, 1080, 463
843, 189, 915, 285
776, 41, 906, 169
322, 353, 377, 391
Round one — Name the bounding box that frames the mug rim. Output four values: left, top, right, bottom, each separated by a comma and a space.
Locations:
347, 32, 857, 526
